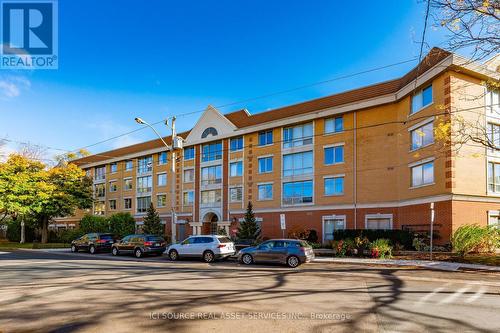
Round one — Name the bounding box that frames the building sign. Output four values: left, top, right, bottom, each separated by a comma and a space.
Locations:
280, 214, 286, 230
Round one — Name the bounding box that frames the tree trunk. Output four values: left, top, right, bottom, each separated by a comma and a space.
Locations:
41, 216, 49, 244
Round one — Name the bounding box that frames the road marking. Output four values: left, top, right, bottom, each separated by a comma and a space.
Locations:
416, 283, 451, 306
438, 286, 471, 304
465, 286, 487, 304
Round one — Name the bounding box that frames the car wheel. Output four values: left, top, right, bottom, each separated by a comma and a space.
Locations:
112, 247, 119, 256
241, 254, 253, 265
203, 250, 215, 263
89, 245, 96, 254
287, 255, 300, 268
134, 248, 143, 258
71, 245, 77, 253
168, 250, 179, 261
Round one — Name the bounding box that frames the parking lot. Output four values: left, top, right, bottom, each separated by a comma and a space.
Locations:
1, 249, 500, 332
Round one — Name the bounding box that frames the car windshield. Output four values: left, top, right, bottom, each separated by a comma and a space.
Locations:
217, 237, 232, 243
99, 235, 113, 240
146, 236, 164, 242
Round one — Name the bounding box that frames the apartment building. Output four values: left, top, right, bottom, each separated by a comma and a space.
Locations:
59, 48, 500, 244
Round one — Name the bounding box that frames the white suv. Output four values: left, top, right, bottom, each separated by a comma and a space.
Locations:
167, 235, 236, 263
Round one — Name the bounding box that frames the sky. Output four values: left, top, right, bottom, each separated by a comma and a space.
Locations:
0, 0, 451, 162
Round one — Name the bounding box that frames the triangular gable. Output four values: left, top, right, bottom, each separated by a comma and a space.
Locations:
185, 105, 238, 144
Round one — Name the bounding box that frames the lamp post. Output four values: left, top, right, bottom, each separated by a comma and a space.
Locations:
135, 116, 182, 243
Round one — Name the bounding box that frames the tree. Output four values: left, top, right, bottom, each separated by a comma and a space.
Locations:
236, 202, 261, 242
108, 212, 136, 238
142, 202, 164, 236
54, 149, 91, 167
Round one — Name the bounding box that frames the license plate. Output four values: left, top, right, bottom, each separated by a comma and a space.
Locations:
154, 243, 160, 247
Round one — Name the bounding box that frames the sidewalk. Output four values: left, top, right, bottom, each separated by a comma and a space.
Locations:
312, 257, 500, 272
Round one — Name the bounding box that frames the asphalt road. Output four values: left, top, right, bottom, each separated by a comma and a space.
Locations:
0, 250, 499, 333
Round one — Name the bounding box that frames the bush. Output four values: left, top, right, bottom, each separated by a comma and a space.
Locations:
109, 212, 136, 238
6, 219, 35, 242
79, 214, 109, 233
370, 239, 393, 259
451, 224, 500, 257
333, 229, 414, 250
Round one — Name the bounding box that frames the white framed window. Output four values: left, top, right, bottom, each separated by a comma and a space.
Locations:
324, 116, 343, 134
202, 141, 222, 162
109, 181, 117, 192
95, 183, 105, 197
258, 184, 273, 201
282, 180, 313, 205
324, 176, 344, 196
487, 123, 500, 149
137, 175, 152, 193
230, 161, 243, 177
411, 84, 433, 114
95, 166, 106, 181
158, 152, 167, 165
258, 130, 273, 146
410, 160, 434, 187
184, 147, 195, 160
94, 201, 105, 215
138, 156, 153, 174
411, 120, 434, 150
488, 162, 500, 193
137, 196, 151, 213
201, 190, 221, 207
110, 163, 117, 173
229, 187, 243, 202
157, 173, 167, 187
183, 168, 194, 183
322, 215, 346, 243
183, 191, 194, 206
201, 165, 222, 185
487, 210, 500, 227
230, 136, 243, 152
124, 178, 132, 191
283, 122, 313, 148
109, 199, 117, 210
283, 151, 313, 177
365, 214, 393, 230
125, 160, 133, 171
124, 198, 132, 210
486, 88, 500, 115
324, 145, 344, 165
157, 194, 167, 208
258, 156, 273, 173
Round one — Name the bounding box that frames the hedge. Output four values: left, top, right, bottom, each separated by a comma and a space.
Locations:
333, 229, 415, 249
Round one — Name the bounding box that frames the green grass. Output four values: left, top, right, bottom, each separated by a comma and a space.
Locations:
0, 242, 70, 250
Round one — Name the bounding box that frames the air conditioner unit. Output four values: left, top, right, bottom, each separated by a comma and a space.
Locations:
173, 136, 184, 150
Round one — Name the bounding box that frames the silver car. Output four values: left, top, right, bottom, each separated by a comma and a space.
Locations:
238, 239, 314, 268
167, 235, 236, 263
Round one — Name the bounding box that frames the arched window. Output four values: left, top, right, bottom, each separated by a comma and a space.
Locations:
201, 127, 218, 138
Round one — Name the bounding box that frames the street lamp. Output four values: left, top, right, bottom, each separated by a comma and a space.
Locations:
135, 116, 182, 243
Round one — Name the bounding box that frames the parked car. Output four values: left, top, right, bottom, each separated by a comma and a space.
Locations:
71, 233, 115, 254
111, 234, 166, 258
167, 235, 236, 263
238, 239, 315, 268
234, 238, 256, 252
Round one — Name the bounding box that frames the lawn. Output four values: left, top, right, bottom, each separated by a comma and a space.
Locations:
0, 242, 70, 250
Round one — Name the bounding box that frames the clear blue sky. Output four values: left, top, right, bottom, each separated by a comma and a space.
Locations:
0, 0, 449, 160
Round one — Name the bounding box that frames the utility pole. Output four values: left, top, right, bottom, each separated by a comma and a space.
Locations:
169, 117, 177, 244
430, 202, 435, 261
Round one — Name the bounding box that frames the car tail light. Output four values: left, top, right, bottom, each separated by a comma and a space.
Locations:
144, 241, 153, 246
217, 244, 226, 248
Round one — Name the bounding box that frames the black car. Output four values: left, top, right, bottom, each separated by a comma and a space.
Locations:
112, 234, 166, 258
71, 233, 115, 254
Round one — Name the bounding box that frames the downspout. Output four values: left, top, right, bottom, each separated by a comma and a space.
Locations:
353, 111, 357, 229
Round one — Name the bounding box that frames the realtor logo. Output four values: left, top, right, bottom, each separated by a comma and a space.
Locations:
1, 0, 58, 69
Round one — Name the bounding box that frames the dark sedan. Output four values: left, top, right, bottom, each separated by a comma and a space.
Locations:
112, 234, 166, 258
71, 233, 115, 254
238, 239, 315, 268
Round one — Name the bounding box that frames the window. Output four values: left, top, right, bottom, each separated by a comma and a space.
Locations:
201, 165, 222, 185
94, 201, 105, 215
183, 169, 194, 183
323, 216, 345, 242
109, 199, 117, 210
157, 173, 167, 186
258, 184, 273, 200
110, 163, 117, 173
138, 156, 153, 174
324, 146, 344, 165
230, 161, 243, 177
137, 196, 151, 213
137, 175, 152, 193
184, 146, 195, 160
201, 127, 218, 138
85, 169, 91, 177
158, 152, 167, 165
95, 166, 105, 180
411, 161, 434, 187
183, 191, 194, 206
230, 187, 243, 202
258, 130, 273, 146
488, 211, 500, 227
411, 84, 433, 114
157, 194, 166, 207
488, 162, 500, 192
125, 160, 133, 171
283, 151, 313, 177
109, 181, 117, 192
324, 176, 344, 196
258, 156, 273, 173
486, 88, 500, 114
366, 215, 392, 230
411, 121, 434, 150
124, 178, 132, 191
283, 180, 313, 205
124, 198, 132, 210
324, 117, 343, 134
202, 141, 222, 162
201, 190, 221, 207
95, 184, 105, 197
283, 122, 313, 148
230, 136, 243, 151
487, 123, 500, 149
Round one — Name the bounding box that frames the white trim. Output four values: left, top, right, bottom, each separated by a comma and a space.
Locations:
323, 142, 345, 149
323, 173, 345, 179
322, 215, 346, 243
407, 116, 435, 132
365, 213, 393, 230
408, 156, 435, 168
